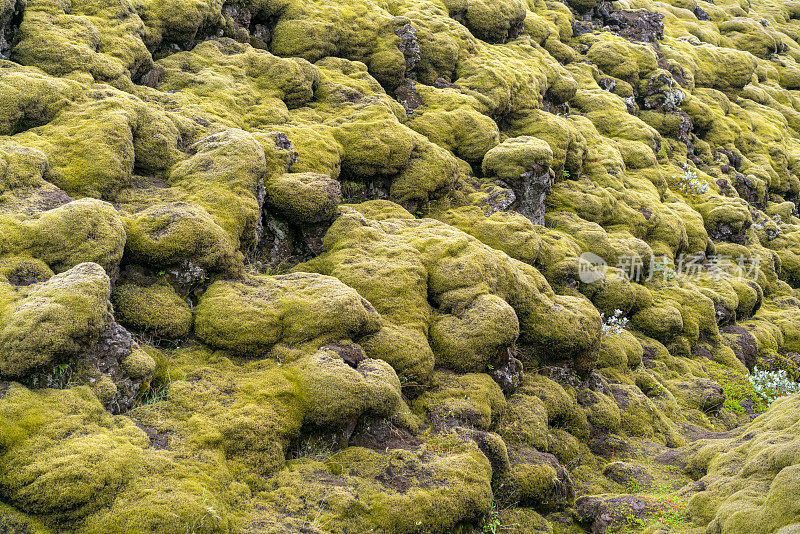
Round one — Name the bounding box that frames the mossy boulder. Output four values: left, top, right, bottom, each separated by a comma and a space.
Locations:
29, 199, 127, 276
251, 443, 493, 533
684, 395, 800, 532
494, 446, 575, 512
413, 371, 507, 431
263, 172, 341, 225
0, 384, 148, 520
294, 348, 402, 429
461, 0, 526, 43
301, 206, 601, 381
0, 262, 110, 378
112, 281, 193, 339
195, 272, 382, 356
483, 136, 553, 183
166, 127, 269, 254
430, 293, 520, 373
499, 390, 549, 451
122, 202, 240, 274
406, 84, 500, 163
5, 0, 800, 531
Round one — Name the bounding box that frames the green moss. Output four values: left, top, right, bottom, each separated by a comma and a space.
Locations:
435, 188, 543, 266
112, 281, 193, 339
300, 207, 600, 380
251, 443, 492, 533
0, 384, 148, 520
630, 298, 684, 347
706, 360, 764, 414
11, 0, 152, 87
516, 373, 589, 440
155, 39, 318, 125
455, 40, 575, 116
755, 350, 800, 381
334, 118, 415, 176
122, 201, 240, 274
669, 377, 725, 412
413, 371, 506, 431
662, 40, 757, 92
407, 84, 499, 163
30, 199, 127, 275
494, 446, 574, 512
685, 395, 800, 532
387, 133, 464, 210
166, 127, 269, 255
0, 256, 53, 287
430, 293, 520, 373
293, 348, 402, 429
495, 506, 553, 533
585, 35, 658, 85
0, 65, 84, 136
5, 0, 800, 531
0, 262, 110, 378
195, 271, 381, 356
0, 501, 52, 534
263, 172, 340, 225
482, 136, 553, 182
129, 346, 306, 480
582, 389, 623, 434
498, 391, 549, 450
14, 89, 178, 199
461, 0, 526, 43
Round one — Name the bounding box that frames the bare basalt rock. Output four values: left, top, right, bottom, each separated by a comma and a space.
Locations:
395, 23, 420, 76
478, 186, 516, 216
255, 212, 337, 271
694, 5, 711, 20
0, 0, 23, 60
165, 260, 207, 296
75, 323, 155, 414
221, 3, 274, 48
488, 348, 524, 394
734, 173, 765, 207
708, 222, 748, 245
582, 2, 664, 43
515, 165, 553, 226
395, 80, 422, 117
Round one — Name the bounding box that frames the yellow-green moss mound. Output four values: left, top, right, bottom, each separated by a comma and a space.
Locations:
2, 0, 800, 531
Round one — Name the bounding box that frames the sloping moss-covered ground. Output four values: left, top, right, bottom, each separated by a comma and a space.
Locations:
3, 0, 800, 531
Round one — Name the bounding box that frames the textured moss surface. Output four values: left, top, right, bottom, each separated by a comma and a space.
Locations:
0, 263, 110, 378
3, 0, 800, 531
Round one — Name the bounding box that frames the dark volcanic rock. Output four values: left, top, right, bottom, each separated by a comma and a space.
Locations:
722, 327, 759, 367
0, 0, 23, 60
513, 164, 552, 226
395, 80, 423, 117
395, 23, 421, 75
76, 323, 155, 413
586, 2, 664, 42
488, 348, 524, 394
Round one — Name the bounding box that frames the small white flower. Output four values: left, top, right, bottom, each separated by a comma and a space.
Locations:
675, 164, 708, 197
601, 309, 629, 337
749, 366, 799, 407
